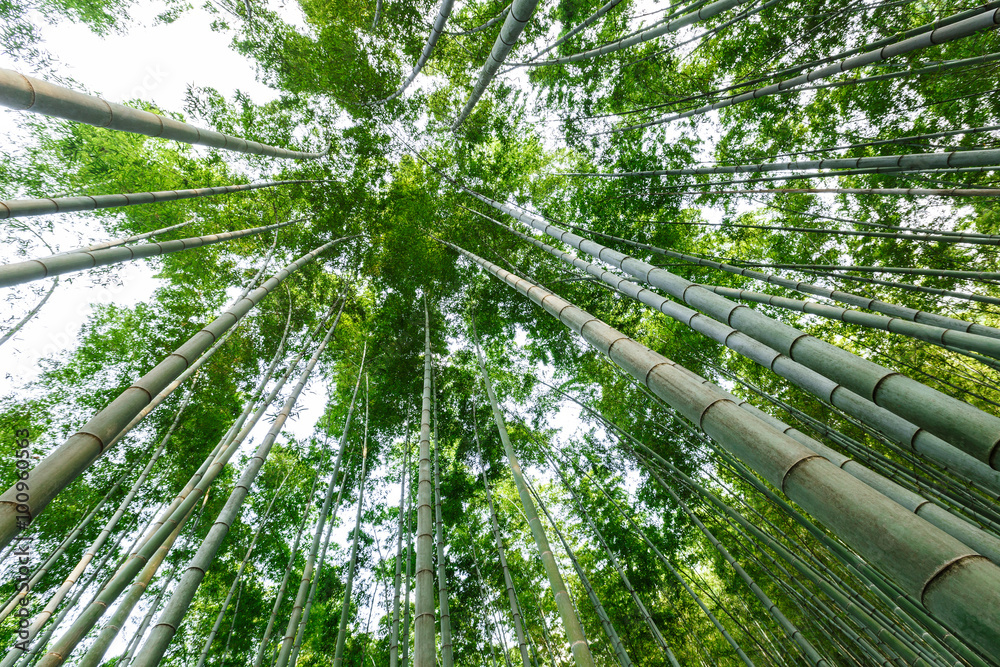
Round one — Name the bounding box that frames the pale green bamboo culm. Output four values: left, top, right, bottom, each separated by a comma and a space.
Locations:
371, 0, 455, 104
0, 218, 300, 288
0, 68, 327, 159
413, 299, 437, 667
334, 375, 372, 667
390, 430, 410, 667
128, 301, 350, 667
52, 218, 194, 256
0, 180, 308, 220
0, 237, 348, 550
445, 239, 1000, 656
470, 315, 597, 667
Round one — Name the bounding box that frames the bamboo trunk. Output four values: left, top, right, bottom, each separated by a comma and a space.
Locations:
372, 0, 455, 104
414, 300, 436, 667
0, 237, 347, 549
0, 69, 326, 159
390, 434, 410, 667
0, 218, 300, 288
433, 371, 455, 667
446, 238, 1000, 655
470, 317, 597, 667
0, 180, 310, 220
52, 219, 196, 256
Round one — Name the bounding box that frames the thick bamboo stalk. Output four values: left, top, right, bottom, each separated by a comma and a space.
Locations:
433, 371, 455, 667
451, 0, 540, 130
468, 195, 1000, 469
414, 301, 436, 667
390, 437, 410, 667
526, 479, 633, 667
471, 318, 597, 667
560, 147, 1000, 178
272, 342, 367, 667
515, 0, 747, 66
570, 224, 1000, 340
118, 559, 178, 667
474, 429, 531, 667
486, 214, 1000, 495
597, 8, 1000, 131
0, 237, 348, 549
0, 68, 326, 159
0, 218, 300, 288
334, 378, 371, 667
251, 476, 319, 667
0, 180, 309, 220
194, 472, 291, 667
698, 283, 1000, 359
0, 277, 58, 347
445, 239, 1000, 655
372, 0, 455, 104
129, 308, 351, 667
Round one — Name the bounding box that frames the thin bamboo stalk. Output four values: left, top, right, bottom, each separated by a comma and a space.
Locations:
679, 186, 1000, 196
272, 341, 367, 667
513, 0, 627, 65
0, 277, 58, 347
372, 0, 455, 104
334, 377, 371, 667
0, 68, 326, 159
526, 479, 633, 667
444, 5, 509, 34
466, 194, 1000, 469
444, 238, 1000, 655
251, 475, 319, 667
0, 237, 349, 549
470, 316, 597, 667
390, 432, 410, 667
0, 180, 310, 220
414, 300, 436, 667
729, 258, 1000, 283
118, 558, 179, 667
128, 307, 352, 667
0, 218, 300, 288
52, 219, 196, 256
451, 0, 540, 130
193, 472, 292, 667
403, 458, 414, 667
433, 370, 454, 667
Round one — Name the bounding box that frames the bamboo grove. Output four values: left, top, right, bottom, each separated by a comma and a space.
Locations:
1, 0, 1000, 665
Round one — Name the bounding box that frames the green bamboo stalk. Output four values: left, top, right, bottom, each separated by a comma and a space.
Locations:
0, 237, 348, 549
433, 369, 454, 667
569, 223, 1000, 340
194, 471, 292, 667
472, 413, 530, 667
0, 277, 58, 348
468, 538, 506, 667
513, 0, 627, 65
451, 0, 540, 130
402, 457, 414, 667
372, 0, 455, 104
0, 68, 326, 159
272, 341, 367, 667
334, 376, 371, 667
467, 195, 1000, 469
444, 5, 509, 35
414, 300, 436, 667
486, 214, 1000, 495
0, 180, 310, 220
252, 475, 319, 667
470, 315, 597, 667
445, 238, 1000, 655
512, 0, 747, 66
216, 581, 243, 667
118, 557, 179, 667
525, 478, 633, 667
595, 8, 1000, 131
128, 307, 352, 667
730, 258, 1000, 283
52, 219, 196, 256
0, 218, 300, 288
680, 186, 1000, 196
390, 431, 410, 667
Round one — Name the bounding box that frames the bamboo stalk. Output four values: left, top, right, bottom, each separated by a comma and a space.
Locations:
0, 218, 300, 288
372, 0, 455, 104
0, 68, 326, 159
0, 277, 58, 347
470, 315, 597, 667
414, 300, 436, 667
390, 430, 410, 667
51, 219, 196, 256
445, 238, 1000, 655
433, 369, 454, 667
0, 237, 349, 549
0, 180, 310, 220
